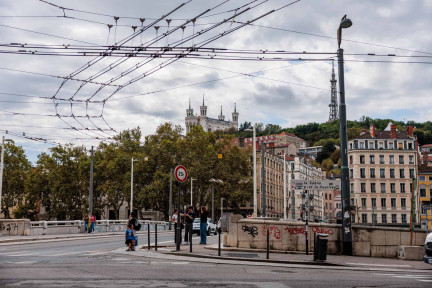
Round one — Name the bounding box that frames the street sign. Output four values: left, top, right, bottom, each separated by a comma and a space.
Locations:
174, 165, 188, 183
291, 179, 341, 190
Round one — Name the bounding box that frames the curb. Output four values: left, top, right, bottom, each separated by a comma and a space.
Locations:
165, 251, 340, 266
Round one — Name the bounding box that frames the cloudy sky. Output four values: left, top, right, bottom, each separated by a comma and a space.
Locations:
0, 0, 431, 162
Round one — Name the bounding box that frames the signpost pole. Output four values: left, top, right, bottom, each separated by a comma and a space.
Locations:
169, 168, 173, 231
174, 165, 188, 251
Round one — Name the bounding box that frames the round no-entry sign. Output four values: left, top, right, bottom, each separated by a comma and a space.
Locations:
174, 165, 188, 183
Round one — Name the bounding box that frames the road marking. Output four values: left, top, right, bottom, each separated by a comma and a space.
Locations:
0, 251, 31, 255
44, 251, 82, 257
346, 263, 412, 267
418, 280, 432, 282
374, 273, 432, 283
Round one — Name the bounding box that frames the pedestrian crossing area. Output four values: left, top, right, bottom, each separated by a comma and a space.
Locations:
374, 273, 432, 283
0, 249, 110, 258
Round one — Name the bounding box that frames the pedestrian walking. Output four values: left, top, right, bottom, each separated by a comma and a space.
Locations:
200, 207, 208, 245
83, 214, 89, 233
89, 213, 96, 233
125, 223, 135, 251
172, 209, 179, 243
183, 206, 195, 244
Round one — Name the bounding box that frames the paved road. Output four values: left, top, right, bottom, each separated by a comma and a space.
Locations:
0, 233, 431, 287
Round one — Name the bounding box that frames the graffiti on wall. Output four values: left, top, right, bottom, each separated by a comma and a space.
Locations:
0, 222, 19, 235
311, 227, 334, 235
262, 225, 281, 239
284, 227, 306, 235
242, 225, 259, 238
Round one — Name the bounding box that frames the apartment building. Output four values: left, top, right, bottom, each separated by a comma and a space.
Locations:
419, 167, 432, 229
348, 123, 417, 226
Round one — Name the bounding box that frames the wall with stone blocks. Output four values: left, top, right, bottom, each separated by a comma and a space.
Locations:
0, 219, 31, 236
225, 217, 427, 258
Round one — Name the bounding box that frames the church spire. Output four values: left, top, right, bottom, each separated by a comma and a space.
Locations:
189, 98, 191, 109
202, 94, 205, 106
234, 102, 237, 113
220, 105, 223, 116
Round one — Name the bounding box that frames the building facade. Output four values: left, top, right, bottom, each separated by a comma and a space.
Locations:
348, 123, 417, 226
419, 167, 432, 229
185, 98, 238, 133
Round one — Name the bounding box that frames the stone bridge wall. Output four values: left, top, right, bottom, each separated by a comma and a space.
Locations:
224, 217, 427, 258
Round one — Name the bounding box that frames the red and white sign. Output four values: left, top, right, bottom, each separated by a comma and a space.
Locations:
174, 165, 188, 183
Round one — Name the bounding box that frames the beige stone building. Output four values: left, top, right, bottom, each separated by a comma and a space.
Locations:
348, 123, 417, 226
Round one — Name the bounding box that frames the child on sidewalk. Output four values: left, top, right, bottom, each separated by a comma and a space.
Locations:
125, 224, 135, 251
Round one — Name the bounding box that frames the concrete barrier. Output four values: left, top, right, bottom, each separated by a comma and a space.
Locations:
398, 245, 424, 260
0, 219, 31, 236
225, 217, 427, 258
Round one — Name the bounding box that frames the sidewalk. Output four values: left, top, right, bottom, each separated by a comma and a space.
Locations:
0, 230, 174, 245
153, 234, 432, 271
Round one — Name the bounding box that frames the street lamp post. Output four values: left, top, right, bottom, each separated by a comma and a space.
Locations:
190, 178, 196, 207
245, 126, 257, 217
337, 14, 353, 255
209, 178, 223, 222
283, 150, 287, 220
0, 136, 12, 216
130, 156, 148, 214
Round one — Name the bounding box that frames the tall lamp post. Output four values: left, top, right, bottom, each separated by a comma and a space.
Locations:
245, 126, 257, 217
209, 178, 223, 222
190, 177, 196, 207
130, 156, 148, 214
0, 136, 13, 216
337, 15, 353, 255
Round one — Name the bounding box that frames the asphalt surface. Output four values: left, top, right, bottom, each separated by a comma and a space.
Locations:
0, 233, 431, 287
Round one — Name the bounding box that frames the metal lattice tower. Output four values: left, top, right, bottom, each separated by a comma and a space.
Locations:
328, 60, 339, 122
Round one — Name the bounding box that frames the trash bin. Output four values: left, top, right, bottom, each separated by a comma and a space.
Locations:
315, 233, 328, 261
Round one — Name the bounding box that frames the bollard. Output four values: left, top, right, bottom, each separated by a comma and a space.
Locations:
155, 223, 158, 251
147, 222, 151, 250
189, 224, 192, 253
218, 228, 221, 256
42, 221, 47, 235
266, 228, 270, 260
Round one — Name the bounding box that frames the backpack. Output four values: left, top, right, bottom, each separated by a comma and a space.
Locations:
134, 218, 142, 231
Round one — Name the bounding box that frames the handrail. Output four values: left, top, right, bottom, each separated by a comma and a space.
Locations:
30, 220, 170, 227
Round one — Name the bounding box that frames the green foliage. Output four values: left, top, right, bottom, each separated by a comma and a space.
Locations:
315, 141, 336, 164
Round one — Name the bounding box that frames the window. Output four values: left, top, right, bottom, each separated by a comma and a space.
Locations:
379, 142, 384, 149
420, 188, 426, 197
402, 214, 407, 223
390, 183, 396, 193
430, 177, 432, 181
349, 155, 353, 165
325, 203, 328, 209
370, 168, 376, 178
350, 169, 353, 179
371, 183, 376, 193
400, 183, 406, 193
401, 198, 406, 208
408, 143, 413, 149
370, 142, 374, 149
409, 155, 414, 164
400, 169, 405, 179
325, 193, 327, 200
382, 214, 387, 223
360, 155, 365, 164
370, 155, 375, 164
329, 203, 332, 209
351, 198, 355, 206
372, 214, 377, 224
419, 176, 425, 181
329, 194, 332, 200
362, 214, 367, 223
392, 214, 397, 223
360, 142, 364, 149
390, 169, 395, 178
380, 183, 386, 193
409, 169, 414, 179
389, 155, 394, 164
381, 198, 387, 207
399, 155, 404, 164
371, 198, 377, 207
350, 143, 353, 150
361, 198, 367, 207
380, 169, 385, 178
380, 155, 385, 164
360, 168, 366, 178
389, 142, 394, 149
350, 183, 354, 193
351, 214, 355, 223
361, 183, 366, 192
391, 198, 396, 207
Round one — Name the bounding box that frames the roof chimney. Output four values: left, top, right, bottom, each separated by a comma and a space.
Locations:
390, 124, 397, 139
406, 126, 414, 137
370, 124, 375, 138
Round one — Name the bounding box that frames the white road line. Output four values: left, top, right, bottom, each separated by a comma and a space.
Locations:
44, 251, 82, 257
0, 251, 31, 255
418, 280, 432, 282
346, 263, 412, 267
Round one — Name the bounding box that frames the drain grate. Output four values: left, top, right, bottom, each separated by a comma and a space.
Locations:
226, 253, 259, 258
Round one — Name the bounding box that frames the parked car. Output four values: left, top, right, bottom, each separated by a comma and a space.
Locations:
424, 232, 432, 264
192, 218, 217, 236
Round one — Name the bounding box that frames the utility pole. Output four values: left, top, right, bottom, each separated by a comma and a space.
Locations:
212, 185, 215, 222
291, 162, 295, 220
261, 142, 266, 217
283, 151, 287, 220
169, 168, 173, 230
253, 126, 257, 217
89, 146, 94, 217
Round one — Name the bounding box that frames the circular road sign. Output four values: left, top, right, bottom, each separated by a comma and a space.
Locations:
218, 154, 223, 159
174, 165, 188, 183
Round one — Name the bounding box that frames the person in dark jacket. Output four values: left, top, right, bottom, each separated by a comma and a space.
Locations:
200, 207, 208, 244
183, 206, 195, 244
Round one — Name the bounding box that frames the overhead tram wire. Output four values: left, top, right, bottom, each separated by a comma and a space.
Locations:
49, 1, 195, 139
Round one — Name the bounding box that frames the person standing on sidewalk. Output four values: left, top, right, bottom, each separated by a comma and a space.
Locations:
183, 206, 195, 244
172, 209, 180, 244
89, 213, 96, 233
199, 207, 208, 245
83, 214, 89, 233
